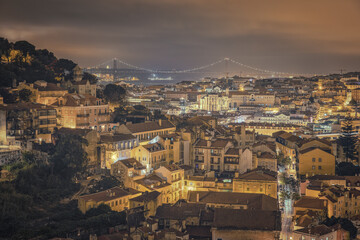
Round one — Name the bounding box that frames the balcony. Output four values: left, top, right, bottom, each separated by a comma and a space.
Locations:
98, 112, 110, 116
195, 151, 204, 155
195, 158, 204, 163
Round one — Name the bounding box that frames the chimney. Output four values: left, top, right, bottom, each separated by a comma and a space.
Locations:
196, 193, 200, 202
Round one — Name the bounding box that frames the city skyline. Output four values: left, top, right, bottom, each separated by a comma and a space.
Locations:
1, 0, 360, 74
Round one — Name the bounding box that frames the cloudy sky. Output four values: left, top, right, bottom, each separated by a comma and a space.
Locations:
1, 0, 360, 74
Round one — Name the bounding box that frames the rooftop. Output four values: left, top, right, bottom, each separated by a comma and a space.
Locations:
125, 120, 175, 133
212, 208, 281, 231
188, 191, 278, 210
79, 187, 139, 203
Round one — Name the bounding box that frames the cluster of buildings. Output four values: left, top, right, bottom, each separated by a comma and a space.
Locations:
2, 69, 360, 239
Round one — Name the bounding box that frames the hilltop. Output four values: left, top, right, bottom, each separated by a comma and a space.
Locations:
0, 37, 95, 88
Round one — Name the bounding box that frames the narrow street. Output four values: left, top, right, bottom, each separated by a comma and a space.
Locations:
278, 166, 296, 240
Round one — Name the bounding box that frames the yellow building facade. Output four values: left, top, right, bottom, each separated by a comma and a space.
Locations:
77, 187, 140, 214
298, 148, 335, 177
232, 169, 278, 199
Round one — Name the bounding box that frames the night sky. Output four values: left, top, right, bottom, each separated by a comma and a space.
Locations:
1, 0, 360, 74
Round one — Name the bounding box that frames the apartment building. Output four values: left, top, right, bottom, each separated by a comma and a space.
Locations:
53, 93, 110, 131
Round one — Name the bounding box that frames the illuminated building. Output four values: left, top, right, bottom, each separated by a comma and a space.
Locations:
155, 164, 184, 202
198, 93, 229, 112
1, 102, 57, 142
116, 119, 176, 144
298, 147, 335, 177
77, 187, 141, 213
229, 91, 275, 108
111, 158, 146, 188
131, 142, 167, 173
232, 168, 278, 199
53, 93, 110, 131
99, 133, 139, 169
17, 80, 68, 105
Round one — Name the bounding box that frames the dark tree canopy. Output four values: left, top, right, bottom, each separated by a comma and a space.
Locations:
103, 84, 126, 104
322, 216, 357, 239
51, 134, 88, 179
14, 40, 36, 55
53, 58, 77, 74
18, 88, 32, 102
0, 39, 83, 88
338, 117, 358, 161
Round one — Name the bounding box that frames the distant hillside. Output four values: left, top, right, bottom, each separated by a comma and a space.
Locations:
0, 37, 95, 88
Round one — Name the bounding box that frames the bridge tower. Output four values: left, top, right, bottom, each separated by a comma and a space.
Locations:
224, 58, 230, 93
113, 58, 117, 81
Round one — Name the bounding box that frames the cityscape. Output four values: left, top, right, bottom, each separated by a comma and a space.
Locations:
1, 1, 360, 240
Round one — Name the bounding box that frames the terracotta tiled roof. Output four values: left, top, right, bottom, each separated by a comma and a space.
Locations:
155, 202, 206, 220
100, 133, 136, 143
299, 147, 331, 155
125, 120, 175, 133
258, 152, 276, 159
236, 168, 277, 181
79, 187, 139, 203
163, 164, 182, 172
112, 158, 144, 169
295, 224, 342, 236
34, 82, 66, 91
188, 191, 278, 210
0, 102, 55, 111
130, 191, 160, 202
294, 196, 327, 210
225, 148, 240, 155
142, 143, 165, 152
212, 208, 281, 231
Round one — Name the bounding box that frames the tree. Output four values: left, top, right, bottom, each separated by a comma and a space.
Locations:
336, 162, 360, 176
18, 89, 33, 102
277, 153, 292, 167
338, 117, 358, 162
51, 134, 88, 180
309, 96, 315, 103
85, 204, 112, 218
103, 84, 126, 104
14, 41, 35, 55
322, 217, 357, 239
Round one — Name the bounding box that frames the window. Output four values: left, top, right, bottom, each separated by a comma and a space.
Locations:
312, 158, 316, 162
318, 166, 322, 170
318, 158, 322, 162
312, 166, 315, 170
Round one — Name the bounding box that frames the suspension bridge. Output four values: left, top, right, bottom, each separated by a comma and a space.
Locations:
84, 57, 325, 82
